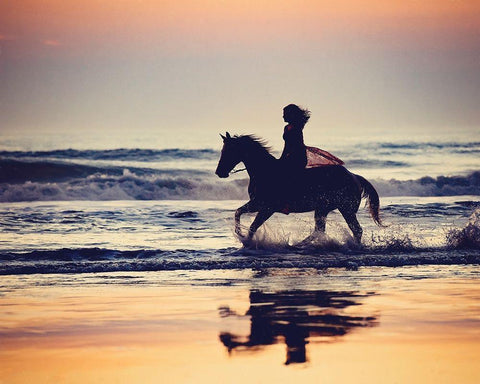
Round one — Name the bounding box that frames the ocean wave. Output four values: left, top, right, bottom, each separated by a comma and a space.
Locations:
0, 246, 478, 275
0, 148, 218, 162
0, 156, 413, 184
345, 159, 409, 168
0, 168, 248, 202
374, 172, 480, 197
0, 166, 479, 202
377, 141, 480, 151
0, 159, 123, 183
2, 141, 478, 162
0, 158, 208, 184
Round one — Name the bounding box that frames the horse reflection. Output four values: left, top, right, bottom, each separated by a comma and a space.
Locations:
219, 290, 378, 365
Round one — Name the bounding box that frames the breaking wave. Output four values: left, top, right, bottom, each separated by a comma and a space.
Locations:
0, 168, 248, 202
0, 142, 479, 201
373, 172, 480, 197
1, 166, 478, 202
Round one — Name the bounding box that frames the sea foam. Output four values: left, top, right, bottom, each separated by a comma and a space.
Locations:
446, 209, 480, 249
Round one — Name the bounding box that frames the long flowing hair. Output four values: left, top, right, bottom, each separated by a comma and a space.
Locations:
283, 104, 311, 127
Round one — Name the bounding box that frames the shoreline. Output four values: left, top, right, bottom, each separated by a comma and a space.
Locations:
1, 247, 479, 276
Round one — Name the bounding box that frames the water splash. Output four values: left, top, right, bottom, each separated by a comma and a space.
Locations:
236, 219, 362, 252
446, 209, 480, 249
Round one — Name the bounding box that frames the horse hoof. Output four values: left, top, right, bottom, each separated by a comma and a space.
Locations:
237, 232, 255, 246
235, 232, 248, 243
238, 237, 253, 248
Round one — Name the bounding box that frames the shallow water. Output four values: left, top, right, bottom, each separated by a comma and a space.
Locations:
0, 197, 479, 275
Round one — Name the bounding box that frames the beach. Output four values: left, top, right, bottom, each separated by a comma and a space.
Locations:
1, 266, 479, 383
2, 1, 480, 382
0, 135, 479, 382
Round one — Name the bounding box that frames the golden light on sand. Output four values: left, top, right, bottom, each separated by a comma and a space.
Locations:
1, 271, 479, 383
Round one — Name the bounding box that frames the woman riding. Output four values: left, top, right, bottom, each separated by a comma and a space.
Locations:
280, 104, 310, 172
278, 104, 344, 213
280, 103, 344, 170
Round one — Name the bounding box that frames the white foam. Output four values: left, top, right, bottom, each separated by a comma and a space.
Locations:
446, 209, 480, 249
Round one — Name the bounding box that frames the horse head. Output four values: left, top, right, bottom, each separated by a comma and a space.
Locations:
215, 132, 242, 178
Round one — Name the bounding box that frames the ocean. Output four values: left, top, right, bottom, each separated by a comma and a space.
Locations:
0, 134, 479, 274
1, 132, 479, 382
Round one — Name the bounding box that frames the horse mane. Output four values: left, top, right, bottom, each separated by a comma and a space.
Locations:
234, 134, 273, 155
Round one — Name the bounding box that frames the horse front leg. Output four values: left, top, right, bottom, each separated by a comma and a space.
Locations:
235, 201, 256, 237
247, 209, 274, 240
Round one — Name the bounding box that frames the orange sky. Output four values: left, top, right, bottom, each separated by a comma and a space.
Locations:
1, 0, 479, 140
2, 0, 479, 54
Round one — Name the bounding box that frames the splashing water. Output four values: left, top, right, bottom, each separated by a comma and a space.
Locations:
234, 206, 480, 254
446, 209, 480, 249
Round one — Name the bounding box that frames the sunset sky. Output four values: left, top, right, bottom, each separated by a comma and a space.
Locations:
1, 0, 479, 146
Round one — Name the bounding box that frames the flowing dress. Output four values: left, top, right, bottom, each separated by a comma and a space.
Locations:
280, 124, 343, 170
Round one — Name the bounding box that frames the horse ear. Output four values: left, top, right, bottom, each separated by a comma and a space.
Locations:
220, 133, 226, 141
226, 132, 231, 139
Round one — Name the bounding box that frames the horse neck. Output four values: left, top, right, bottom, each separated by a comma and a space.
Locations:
241, 147, 276, 178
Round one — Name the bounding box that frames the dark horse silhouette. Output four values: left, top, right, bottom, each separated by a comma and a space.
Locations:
215, 132, 382, 243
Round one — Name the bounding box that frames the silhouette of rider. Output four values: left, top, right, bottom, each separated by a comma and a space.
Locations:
280, 104, 310, 171
278, 104, 311, 212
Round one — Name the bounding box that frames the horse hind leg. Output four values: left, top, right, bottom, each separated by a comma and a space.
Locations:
339, 208, 363, 244
298, 209, 327, 245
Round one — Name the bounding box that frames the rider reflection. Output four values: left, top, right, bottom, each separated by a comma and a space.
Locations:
219, 289, 378, 365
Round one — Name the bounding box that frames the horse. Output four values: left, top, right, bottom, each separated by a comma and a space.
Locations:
215, 132, 382, 243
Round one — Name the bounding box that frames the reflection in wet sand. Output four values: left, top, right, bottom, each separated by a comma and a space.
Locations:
219, 290, 378, 364
2, 269, 479, 383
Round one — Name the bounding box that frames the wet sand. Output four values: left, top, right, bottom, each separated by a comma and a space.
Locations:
1, 266, 479, 383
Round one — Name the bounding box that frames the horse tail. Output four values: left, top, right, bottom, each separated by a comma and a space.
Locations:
355, 174, 383, 226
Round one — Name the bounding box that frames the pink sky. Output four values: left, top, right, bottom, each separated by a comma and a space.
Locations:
1, 0, 479, 143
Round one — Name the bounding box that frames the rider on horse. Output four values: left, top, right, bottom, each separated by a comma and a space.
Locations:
280, 104, 343, 213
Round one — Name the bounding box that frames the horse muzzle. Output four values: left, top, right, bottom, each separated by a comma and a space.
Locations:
215, 169, 230, 178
